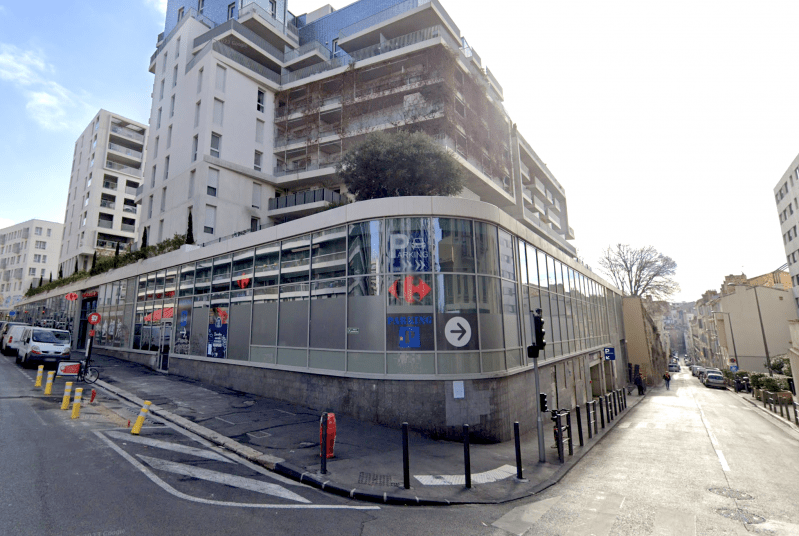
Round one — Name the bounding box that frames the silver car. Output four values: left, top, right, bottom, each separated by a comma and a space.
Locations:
704, 373, 726, 389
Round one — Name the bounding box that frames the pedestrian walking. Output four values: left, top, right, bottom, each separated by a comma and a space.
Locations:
634, 373, 644, 395
663, 371, 671, 390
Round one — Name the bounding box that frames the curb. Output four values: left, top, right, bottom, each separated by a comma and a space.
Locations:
91, 376, 635, 506
737, 392, 799, 436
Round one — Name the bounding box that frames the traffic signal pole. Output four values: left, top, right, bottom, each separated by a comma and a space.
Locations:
533, 354, 545, 462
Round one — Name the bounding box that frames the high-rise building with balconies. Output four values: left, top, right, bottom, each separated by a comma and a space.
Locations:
0, 220, 63, 315
137, 0, 574, 256
59, 110, 148, 276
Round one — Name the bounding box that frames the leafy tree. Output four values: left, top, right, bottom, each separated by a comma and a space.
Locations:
186, 212, 195, 245
141, 227, 148, 249
337, 131, 463, 200
598, 244, 679, 299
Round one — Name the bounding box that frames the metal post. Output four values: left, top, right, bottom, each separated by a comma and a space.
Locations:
622, 388, 627, 409
599, 398, 605, 429
320, 413, 328, 475
613, 391, 619, 415
606, 395, 613, 421
794, 402, 798, 426
593, 401, 598, 434
575, 406, 584, 446
586, 402, 593, 439
566, 412, 573, 456
533, 355, 546, 463
514, 422, 523, 480
463, 424, 471, 489
751, 286, 772, 376
402, 422, 410, 489
555, 413, 564, 464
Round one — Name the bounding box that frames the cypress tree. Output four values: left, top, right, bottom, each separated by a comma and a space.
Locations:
58, 266, 63, 279
74, 258, 79, 275
186, 212, 195, 245
38, 275, 43, 287
114, 242, 120, 267
141, 228, 149, 249
90, 251, 98, 275
49, 273, 52, 283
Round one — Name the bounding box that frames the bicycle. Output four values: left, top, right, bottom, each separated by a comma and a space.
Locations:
76, 356, 99, 384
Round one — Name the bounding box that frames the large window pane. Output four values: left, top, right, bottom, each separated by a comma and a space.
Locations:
498, 228, 515, 280
179, 263, 195, 297
501, 280, 519, 348
386, 217, 431, 273
348, 221, 382, 276
435, 274, 478, 351
386, 273, 434, 351
228, 289, 252, 361
194, 259, 212, 295
474, 222, 500, 276
278, 283, 309, 346
517, 240, 527, 285
477, 276, 504, 350
312, 227, 346, 280
208, 293, 229, 358
309, 279, 346, 349
164, 267, 177, 299
280, 235, 310, 284
433, 218, 474, 273
251, 287, 278, 346
254, 244, 279, 287
212, 254, 232, 293
174, 297, 192, 354
347, 276, 384, 351
232, 249, 254, 290
190, 295, 209, 355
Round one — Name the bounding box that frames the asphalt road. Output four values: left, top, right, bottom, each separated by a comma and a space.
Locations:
3, 356, 798, 536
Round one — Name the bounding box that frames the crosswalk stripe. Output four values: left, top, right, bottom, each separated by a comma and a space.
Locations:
105, 430, 234, 463
492, 496, 561, 536
137, 454, 311, 503
415, 464, 516, 486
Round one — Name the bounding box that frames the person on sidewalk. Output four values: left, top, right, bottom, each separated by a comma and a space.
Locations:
634, 373, 644, 395
663, 371, 671, 390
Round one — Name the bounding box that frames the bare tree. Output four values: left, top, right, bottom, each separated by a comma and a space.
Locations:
598, 244, 679, 299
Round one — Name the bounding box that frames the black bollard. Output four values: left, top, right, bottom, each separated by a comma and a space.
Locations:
320, 412, 328, 475
566, 412, 573, 456
555, 413, 565, 464
463, 424, 471, 489
402, 422, 410, 489
599, 398, 605, 429
585, 401, 593, 439
575, 405, 584, 446
514, 422, 523, 480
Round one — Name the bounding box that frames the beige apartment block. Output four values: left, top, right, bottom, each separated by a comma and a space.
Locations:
0, 220, 63, 315
59, 110, 148, 277
622, 296, 668, 385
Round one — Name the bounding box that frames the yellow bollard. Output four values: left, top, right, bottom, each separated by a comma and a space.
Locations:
43, 371, 55, 395
60, 382, 74, 410
131, 401, 152, 435
34, 366, 44, 388
71, 388, 83, 419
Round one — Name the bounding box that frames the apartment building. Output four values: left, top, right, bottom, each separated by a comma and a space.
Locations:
774, 154, 799, 314
59, 110, 148, 277
0, 220, 63, 315
137, 0, 574, 256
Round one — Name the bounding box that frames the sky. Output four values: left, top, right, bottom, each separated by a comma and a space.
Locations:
1, 0, 798, 303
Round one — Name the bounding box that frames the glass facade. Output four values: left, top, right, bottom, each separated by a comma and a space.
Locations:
20, 217, 619, 377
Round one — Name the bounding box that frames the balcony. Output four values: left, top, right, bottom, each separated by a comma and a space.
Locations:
108, 142, 143, 161
0, 235, 4, 245
121, 223, 136, 232
193, 18, 285, 72
21, 228, 29, 239
98, 220, 114, 230
103, 180, 118, 191
2, 271, 8, 282
485, 67, 503, 100
110, 125, 145, 144
267, 189, 343, 220
123, 205, 138, 214
125, 185, 138, 196
238, 0, 299, 48
337, 0, 459, 53
106, 161, 142, 177
283, 40, 331, 70
12, 243, 21, 254
548, 211, 561, 231
519, 162, 530, 183
96, 239, 123, 250
13, 268, 22, 280
100, 200, 116, 210
0, 259, 6, 268
273, 157, 339, 178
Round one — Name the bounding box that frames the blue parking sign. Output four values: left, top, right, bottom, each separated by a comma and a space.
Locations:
604, 347, 615, 361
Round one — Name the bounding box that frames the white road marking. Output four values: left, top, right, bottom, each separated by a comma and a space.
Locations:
492, 496, 561, 536
708, 430, 719, 447
415, 464, 516, 486
715, 450, 730, 472
137, 454, 311, 503
653, 507, 696, 535
94, 431, 379, 510
564, 492, 625, 536
215, 416, 236, 425
105, 430, 234, 462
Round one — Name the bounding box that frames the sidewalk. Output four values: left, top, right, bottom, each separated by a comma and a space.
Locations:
733, 387, 799, 436
73, 351, 643, 505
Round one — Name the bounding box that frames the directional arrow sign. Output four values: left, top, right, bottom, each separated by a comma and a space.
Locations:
444, 316, 471, 348
137, 455, 310, 503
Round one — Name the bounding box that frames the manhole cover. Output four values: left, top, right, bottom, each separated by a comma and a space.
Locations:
716, 509, 765, 524
709, 487, 754, 500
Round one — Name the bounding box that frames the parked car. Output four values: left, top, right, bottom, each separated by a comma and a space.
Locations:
704, 373, 726, 389
4, 324, 29, 358
699, 368, 720, 382
16, 327, 72, 368
694, 366, 705, 378
1, 321, 29, 355
668, 363, 680, 373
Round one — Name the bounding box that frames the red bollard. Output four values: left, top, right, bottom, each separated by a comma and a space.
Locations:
319, 413, 336, 459
90, 389, 97, 404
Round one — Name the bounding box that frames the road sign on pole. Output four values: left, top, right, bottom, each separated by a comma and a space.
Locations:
88, 312, 102, 325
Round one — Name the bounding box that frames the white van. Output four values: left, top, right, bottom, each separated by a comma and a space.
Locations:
0, 322, 29, 355
4, 325, 29, 358
16, 327, 72, 368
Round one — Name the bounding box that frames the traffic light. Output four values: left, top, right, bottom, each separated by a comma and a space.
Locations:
534, 313, 546, 352
527, 343, 539, 359
539, 393, 548, 413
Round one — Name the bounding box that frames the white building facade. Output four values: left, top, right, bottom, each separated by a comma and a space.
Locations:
774, 154, 799, 314
59, 110, 148, 276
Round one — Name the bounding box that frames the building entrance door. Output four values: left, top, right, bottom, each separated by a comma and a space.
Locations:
157, 320, 172, 372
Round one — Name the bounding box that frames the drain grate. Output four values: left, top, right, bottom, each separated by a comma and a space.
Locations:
709, 487, 754, 500
716, 509, 765, 524
358, 472, 399, 487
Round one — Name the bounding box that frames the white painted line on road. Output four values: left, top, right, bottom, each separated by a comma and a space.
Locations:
275, 409, 295, 416
93, 431, 380, 510
492, 496, 561, 536
415, 464, 516, 486
137, 455, 311, 503
715, 449, 730, 472
708, 430, 719, 447
215, 416, 236, 425
105, 430, 234, 463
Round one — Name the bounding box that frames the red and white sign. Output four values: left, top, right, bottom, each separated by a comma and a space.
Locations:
89, 330, 95, 337
65, 292, 79, 301
87, 312, 102, 325
57, 361, 81, 377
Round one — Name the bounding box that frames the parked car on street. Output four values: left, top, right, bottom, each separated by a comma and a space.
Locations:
4, 324, 29, 358
704, 373, 726, 389
15, 327, 72, 368
668, 363, 680, 373
1, 322, 30, 355
694, 366, 705, 378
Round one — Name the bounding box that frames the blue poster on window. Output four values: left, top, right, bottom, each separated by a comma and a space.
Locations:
207, 306, 228, 359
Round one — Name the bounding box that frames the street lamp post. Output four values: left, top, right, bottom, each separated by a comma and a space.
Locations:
711, 311, 738, 369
